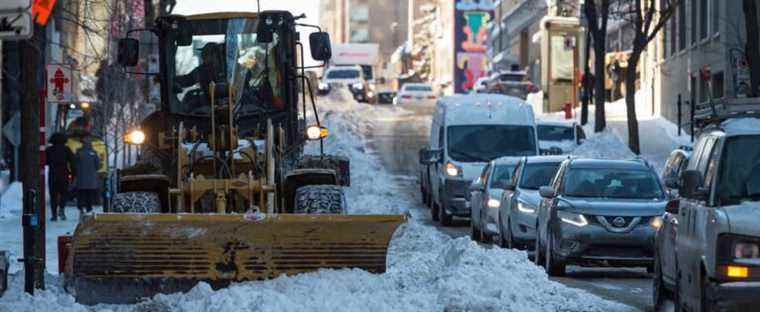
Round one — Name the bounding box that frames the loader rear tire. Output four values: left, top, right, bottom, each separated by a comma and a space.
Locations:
111, 191, 161, 213
294, 185, 346, 214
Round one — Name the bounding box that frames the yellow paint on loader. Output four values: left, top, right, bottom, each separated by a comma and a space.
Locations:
66, 213, 407, 304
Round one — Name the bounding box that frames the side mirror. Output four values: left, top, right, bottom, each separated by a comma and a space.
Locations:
539, 186, 557, 198
679, 170, 705, 199
177, 22, 193, 46
419, 148, 441, 165
665, 199, 680, 214
117, 38, 140, 67
469, 182, 485, 193
309, 32, 332, 61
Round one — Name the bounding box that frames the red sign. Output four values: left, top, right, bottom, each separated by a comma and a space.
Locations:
32, 0, 57, 26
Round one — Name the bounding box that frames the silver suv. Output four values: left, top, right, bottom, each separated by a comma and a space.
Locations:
653, 117, 760, 311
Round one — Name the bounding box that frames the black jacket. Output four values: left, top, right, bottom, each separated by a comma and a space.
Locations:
46, 135, 74, 190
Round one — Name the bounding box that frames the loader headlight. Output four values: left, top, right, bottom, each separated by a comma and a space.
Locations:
306, 125, 329, 140
318, 82, 329, 90
125, 129, 146, 145
650, 216, 664, 229
558, 211, 588, 227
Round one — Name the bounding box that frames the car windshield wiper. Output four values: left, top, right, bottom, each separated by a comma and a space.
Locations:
450, 150, 490, 162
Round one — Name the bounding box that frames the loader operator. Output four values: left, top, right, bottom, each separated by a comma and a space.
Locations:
174, 42, 227, 102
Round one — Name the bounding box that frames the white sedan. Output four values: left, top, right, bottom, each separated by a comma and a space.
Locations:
395, 83, 436, 106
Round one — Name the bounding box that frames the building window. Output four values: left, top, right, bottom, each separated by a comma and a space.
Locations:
712, 71, 724, 99
700, 0, 708, 39
350, 28, 369, 42
711, 0, 719, 35
690, 0, 697, 45
679, 0, 686, 50
350, 5, 369, 22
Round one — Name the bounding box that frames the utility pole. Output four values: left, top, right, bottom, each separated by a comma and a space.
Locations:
20, 24, 46, 293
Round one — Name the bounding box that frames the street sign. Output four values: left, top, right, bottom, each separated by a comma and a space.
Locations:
0, 0, 32, 40
3, 112, 20, 146
46, 64, 74, 103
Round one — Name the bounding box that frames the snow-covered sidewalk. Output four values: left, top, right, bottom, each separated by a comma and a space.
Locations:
0, 94, 632, 311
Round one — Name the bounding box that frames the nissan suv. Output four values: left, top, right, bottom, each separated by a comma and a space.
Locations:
653, 117, 760, 311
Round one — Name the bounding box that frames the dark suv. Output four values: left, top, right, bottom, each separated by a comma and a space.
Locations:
535, 159, 668, 276
653, 117, 760, 311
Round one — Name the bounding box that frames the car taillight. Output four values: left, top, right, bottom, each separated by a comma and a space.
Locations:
427, 95, 436, 99
526, 83, 538, 93
402, 95, 412, 99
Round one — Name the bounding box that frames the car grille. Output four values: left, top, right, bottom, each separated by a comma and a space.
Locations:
595, 216, 642, 233
445, 179, 470, 197
585, 246, 652, 258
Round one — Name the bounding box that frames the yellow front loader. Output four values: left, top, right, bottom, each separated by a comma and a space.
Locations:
58, 11, 405, 304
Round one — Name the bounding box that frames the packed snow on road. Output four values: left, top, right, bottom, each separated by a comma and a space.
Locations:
0, 94, 632, 312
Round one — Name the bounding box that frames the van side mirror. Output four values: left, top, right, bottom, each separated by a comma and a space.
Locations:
309, 32, 332, 61
419, 148, 442, 165
539, 186, 557, 198
117, 38, 140, 67
679, 170, 706, 199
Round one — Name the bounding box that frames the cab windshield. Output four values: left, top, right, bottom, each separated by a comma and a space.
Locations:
169, 17, 284, 116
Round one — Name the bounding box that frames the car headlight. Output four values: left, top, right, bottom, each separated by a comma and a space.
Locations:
318, 82, 329, 90
558, 211, 588, 227
352, 82, 364, 90
734, 242, 760, 259
650, 216, 664, 229
487, 197, 501, 209
124, 129, 146, 145
445, 162, 461, 177
517, 201, 535, 214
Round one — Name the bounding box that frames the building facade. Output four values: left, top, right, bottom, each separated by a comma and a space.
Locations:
653, 0, 757, 124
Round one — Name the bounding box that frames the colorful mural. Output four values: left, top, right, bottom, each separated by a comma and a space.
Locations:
454, 0, 494, 93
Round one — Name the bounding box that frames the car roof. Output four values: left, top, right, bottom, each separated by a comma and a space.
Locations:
567, 158, 652, 170
491, 156, 522, 166
537, 120, 576, 127
436, 94, 535, 126
325, 66, 361, 72
525, 155, 569, 164
717, 118, 760, 136
404, 83, 432, 87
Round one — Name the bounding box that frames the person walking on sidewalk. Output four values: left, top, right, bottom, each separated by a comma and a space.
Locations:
45, 133, 74, 221
74, 138, 100, 214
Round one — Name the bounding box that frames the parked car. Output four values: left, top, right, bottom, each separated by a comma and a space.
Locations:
485, 70, 538, 100
498, 155, 567, 249
653, 117, 760, 311
376, 91, 396, 104
419, 94, 539, 226
659, 146, 691, 196
468, 157, 520, 243
396, 83, 436, 106
535, 159, 668, 276
319, 65, 368, 101
537, 121, 586, 155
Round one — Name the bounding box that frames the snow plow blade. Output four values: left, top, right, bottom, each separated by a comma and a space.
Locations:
65, 213, 406, 304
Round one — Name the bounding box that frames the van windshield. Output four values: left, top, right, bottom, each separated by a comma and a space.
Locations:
326, 69, 360, 79
447, 125, 537, 162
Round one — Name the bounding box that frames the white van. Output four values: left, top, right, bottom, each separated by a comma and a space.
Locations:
419, 94, 539, 226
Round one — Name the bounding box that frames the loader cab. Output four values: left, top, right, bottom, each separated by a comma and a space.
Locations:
117, 11, 328, 145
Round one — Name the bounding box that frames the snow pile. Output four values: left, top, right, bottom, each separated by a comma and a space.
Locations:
0, 182, 22, 219
572, 130, 635, 160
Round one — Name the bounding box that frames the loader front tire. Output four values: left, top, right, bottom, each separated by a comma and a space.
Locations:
111, 191, 161, 213
294, 185, 346, 214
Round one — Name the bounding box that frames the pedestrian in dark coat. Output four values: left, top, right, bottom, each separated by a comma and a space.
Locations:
45, 133, 74, 221
73, 138, 100, 214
